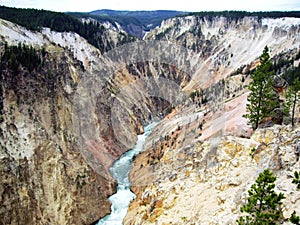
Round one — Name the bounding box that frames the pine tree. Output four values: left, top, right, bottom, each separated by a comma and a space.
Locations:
286, 78, 300, 127
292, 171, 300, 190
237, 169, 285, 225
290, 212, 300, 225
289, 171, 300, 224
243, 46, 278, 130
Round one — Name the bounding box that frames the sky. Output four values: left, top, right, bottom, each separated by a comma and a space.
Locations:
0, 0, 300, 12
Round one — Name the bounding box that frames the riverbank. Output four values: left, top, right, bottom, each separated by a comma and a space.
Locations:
97, 123, 157, 225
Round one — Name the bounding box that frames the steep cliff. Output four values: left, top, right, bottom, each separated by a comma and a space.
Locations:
124, 15, 300, 224
0, 11, 300, 225
125, 125, 300, 224
0, 22, 119, 224
88, 10, 187, 38
145, 16, 300, 90
0, 17, 196, 224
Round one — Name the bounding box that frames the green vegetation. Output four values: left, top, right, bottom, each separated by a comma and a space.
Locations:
292, 171, 300, 190
0, 42, 44, 74
273, 51, 300, 86
282, 66, 300, 86
88, 10, 186, 31
290, 212, 300, 225
237, 169, 285, 225
0, 6, 135, 52
75, 172, 87, 190
237, 169, 300, 224
242, 48, 299, 129
189, 89, 203, 102
0, 6, 85, 32
250, 147, 256, 159
286, 78, 300, 127
289, 171, 300, 224
69, 11, 143, 32
184, 11, 300, 20
243, 46, 278, 130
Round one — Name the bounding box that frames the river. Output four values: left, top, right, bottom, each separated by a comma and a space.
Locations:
97, 122, 157, 225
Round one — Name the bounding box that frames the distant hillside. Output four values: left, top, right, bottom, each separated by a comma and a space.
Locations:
81, 10, 300, 37
90, 10, 186, 30
0, 6, 135, 53
184, 10, 300, 19
0, 6, 87, 32
87, 10, 187, 37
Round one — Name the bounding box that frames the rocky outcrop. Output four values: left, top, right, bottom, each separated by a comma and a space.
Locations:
0, 39, 119, 224
0, 18, 196, 224
145, 16, 300, 91
125, 125, 300, 224
123, 16, 300, 224
0, 13, 300, 225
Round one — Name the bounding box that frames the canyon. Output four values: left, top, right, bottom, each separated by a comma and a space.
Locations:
0, 10, 300, 224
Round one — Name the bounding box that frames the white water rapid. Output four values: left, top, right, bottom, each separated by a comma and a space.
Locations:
97, 122, 156, 225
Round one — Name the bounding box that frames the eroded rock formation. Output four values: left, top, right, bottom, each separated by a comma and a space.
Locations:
125, 125, 300, 224
0, 13, 299, 225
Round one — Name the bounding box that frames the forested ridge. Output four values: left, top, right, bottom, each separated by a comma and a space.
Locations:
0, 6, 135, 52
183, 10, 300, 20
0, 6, 88, 32
0, 43, 45, 74
87, 10, 186, 31
69, 12, 143, 29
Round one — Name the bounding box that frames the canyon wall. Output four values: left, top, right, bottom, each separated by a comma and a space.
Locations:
0, 14, 299, 225
126, 124, 300, 224
0, 18, 197, 224
0, 20, 118, 224
145, 16, 300, 90
124, 15, 300, 224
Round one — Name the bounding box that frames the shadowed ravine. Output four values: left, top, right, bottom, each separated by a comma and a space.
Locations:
97, 122, 157, 225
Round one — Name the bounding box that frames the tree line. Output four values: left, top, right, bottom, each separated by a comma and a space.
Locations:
0, 6, 87, 32
0, 42, 45, 74
0, 6, 135, 53
237, 169, 300, 224
184, 10, 300, 21
244, 46, 300, 129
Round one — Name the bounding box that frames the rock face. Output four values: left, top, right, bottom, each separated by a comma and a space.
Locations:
123, 15, 300, 225
0, 18, 195, 224
88, 10, 187, 38
145, 16, 300, 90
125, 125, 300, 225
0, 13, 300, 225
0, 29, 117, 224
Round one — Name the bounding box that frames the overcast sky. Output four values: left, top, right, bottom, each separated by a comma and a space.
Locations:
0, 0, 300, 12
